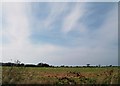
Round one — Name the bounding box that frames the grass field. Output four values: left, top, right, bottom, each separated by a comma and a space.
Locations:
2, 66, 120, 85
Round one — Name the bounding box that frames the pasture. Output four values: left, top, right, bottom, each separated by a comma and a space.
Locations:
2, 66, 120, 85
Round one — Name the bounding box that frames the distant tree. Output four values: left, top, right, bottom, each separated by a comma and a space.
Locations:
98, 64, 101, 67
43, 63, 49, 67
37, 63, 49, 67
109, 65, 112, 67
86, 64, 90, 67
20, 63, 24, 67
15, 60, 21, 65
60, 65, 65, 67
25, 64, 36, 67
14, 60, 23, 67
75, 66, 79, 68
65, 66, 69, 68
37, 63, 43, 66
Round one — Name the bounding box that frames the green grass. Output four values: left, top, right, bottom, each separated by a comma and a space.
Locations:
2, 66, 120, 84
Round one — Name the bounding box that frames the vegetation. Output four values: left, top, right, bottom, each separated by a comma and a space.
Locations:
2, 65, 120, 85
1, 61, 119, 85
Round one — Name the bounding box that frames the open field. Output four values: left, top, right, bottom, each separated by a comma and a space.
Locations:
2, 66, 120, 85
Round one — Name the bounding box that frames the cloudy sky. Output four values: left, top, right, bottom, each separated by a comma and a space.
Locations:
1, 2, 118, 66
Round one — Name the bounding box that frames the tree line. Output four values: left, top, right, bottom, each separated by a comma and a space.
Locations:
0, 62, 115, 68
0, 62, 50, 67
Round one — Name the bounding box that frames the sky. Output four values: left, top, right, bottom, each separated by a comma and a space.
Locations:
1, 2, 118, 66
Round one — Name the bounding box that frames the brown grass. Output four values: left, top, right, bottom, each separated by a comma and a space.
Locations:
2, 66, 120, 84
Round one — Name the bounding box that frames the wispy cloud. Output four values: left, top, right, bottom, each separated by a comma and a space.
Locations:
62, 3, 86, 34
43, 3, 69, 30
2, 2, 65, 63
30, 2, 69, 31
2, 2, 30, 47
64, 4, 118, 66
2, 2, 30, 62
2, 2, 118, 66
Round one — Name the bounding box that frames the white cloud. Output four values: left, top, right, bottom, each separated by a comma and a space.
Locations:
2, 42, 65, 64
2, 2, 118, 66
2, 2, 30, 47
62, 3, 87, 34
47, 4, 118, 66
2, 2, 67, 63
2, 2, 29, 62
34, 3, 69, 31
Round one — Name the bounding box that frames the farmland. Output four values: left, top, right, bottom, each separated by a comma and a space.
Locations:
2, 66, 120, 85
